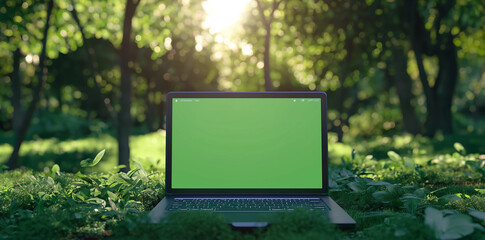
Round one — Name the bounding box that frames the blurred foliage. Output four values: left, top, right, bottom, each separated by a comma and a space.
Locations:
0, 0, 483, 139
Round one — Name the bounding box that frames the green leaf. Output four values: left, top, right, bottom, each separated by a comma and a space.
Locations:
403, 198, 418, 214
403, 157, 416, 169
401, 193, 422, 200
91, 187, 101, 197
413, 188, 426, 199
439, 194, 461, 203
441, 214, 478, 239
107, 191, 118, 202
425, 207, 484, 239
373, 191, 394, 203
100, 211, 119, 217
74, 193, 86, 201
46, 177, 55, 185
347, 182, 364, 193
80, 176, 94, 184
51, 164, 60, 174
119, 172, 135, 185
127, 168, 140, 178
387, 151, 401, 162
359, 211, 401, 218
112, 165, 127, 172
92, 149, 106, 165
75, 171, 86, 179
469, 210, 485, 220
475, 188, 485, 194
80, 158, 92, 167
87, 198, 106, 207
453, 142, 466, 154
425, 207, 444, 236
80, 149, 106, 167
132, 160, 148, 182
72, 182, 88, 187
37, 192, 46, 199
367, 181, 391, 186
385, 184, 402, 195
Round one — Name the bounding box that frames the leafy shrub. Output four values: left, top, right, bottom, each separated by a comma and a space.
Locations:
0, 207, 103, 239
359, 215, 435, 240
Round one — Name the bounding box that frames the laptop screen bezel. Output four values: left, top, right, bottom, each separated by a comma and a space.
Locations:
165, 92, 329, 195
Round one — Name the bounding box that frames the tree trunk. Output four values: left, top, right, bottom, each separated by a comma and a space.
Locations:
118, 0, 140, 172
437, 33, 457, 134
263, 23, 272, 91
7, 0, 54, 169
390, 45, 420, 135
11, 48, 22, 132
159, 95, 165, 129
335, 35, 353, 143
145, 76, 156, 132
410, 2, 437, 138
409, 0, 458, 138
256, 0, 280, 91
55, 78, 63, 112
336, 85, 346, 143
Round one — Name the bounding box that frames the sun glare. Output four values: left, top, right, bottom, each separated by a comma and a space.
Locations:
202, 0, 251, 34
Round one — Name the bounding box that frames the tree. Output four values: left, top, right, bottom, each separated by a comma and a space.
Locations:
7, 0, 54, 169
386, 43, 420, 134
255, 0, 281, 91
408, 0, 483, 137
10, 48, 22, 133
285, 0, 387, 141
0, 0, 43, 133
118, 0, 141, 172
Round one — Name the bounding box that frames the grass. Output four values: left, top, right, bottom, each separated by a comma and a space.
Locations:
0, 132, 484, 239
0, 130, 166, 173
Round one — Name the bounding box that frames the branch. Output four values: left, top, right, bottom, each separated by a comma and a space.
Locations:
269, 0, 281, 23
255, 0, 268, 26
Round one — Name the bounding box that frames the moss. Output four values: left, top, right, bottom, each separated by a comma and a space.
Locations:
445, 195, 485, 212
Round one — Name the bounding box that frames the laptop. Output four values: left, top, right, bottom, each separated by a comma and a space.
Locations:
149, 91, 356, 228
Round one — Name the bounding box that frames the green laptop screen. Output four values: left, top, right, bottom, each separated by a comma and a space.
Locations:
171, 98, 323, 189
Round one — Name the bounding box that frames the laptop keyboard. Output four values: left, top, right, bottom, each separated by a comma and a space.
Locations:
167, 198, 328, 212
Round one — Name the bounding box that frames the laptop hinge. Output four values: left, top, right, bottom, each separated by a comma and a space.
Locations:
165, 192, 329, 197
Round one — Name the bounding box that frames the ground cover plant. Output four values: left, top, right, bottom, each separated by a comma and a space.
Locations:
0, 134, 484, 239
